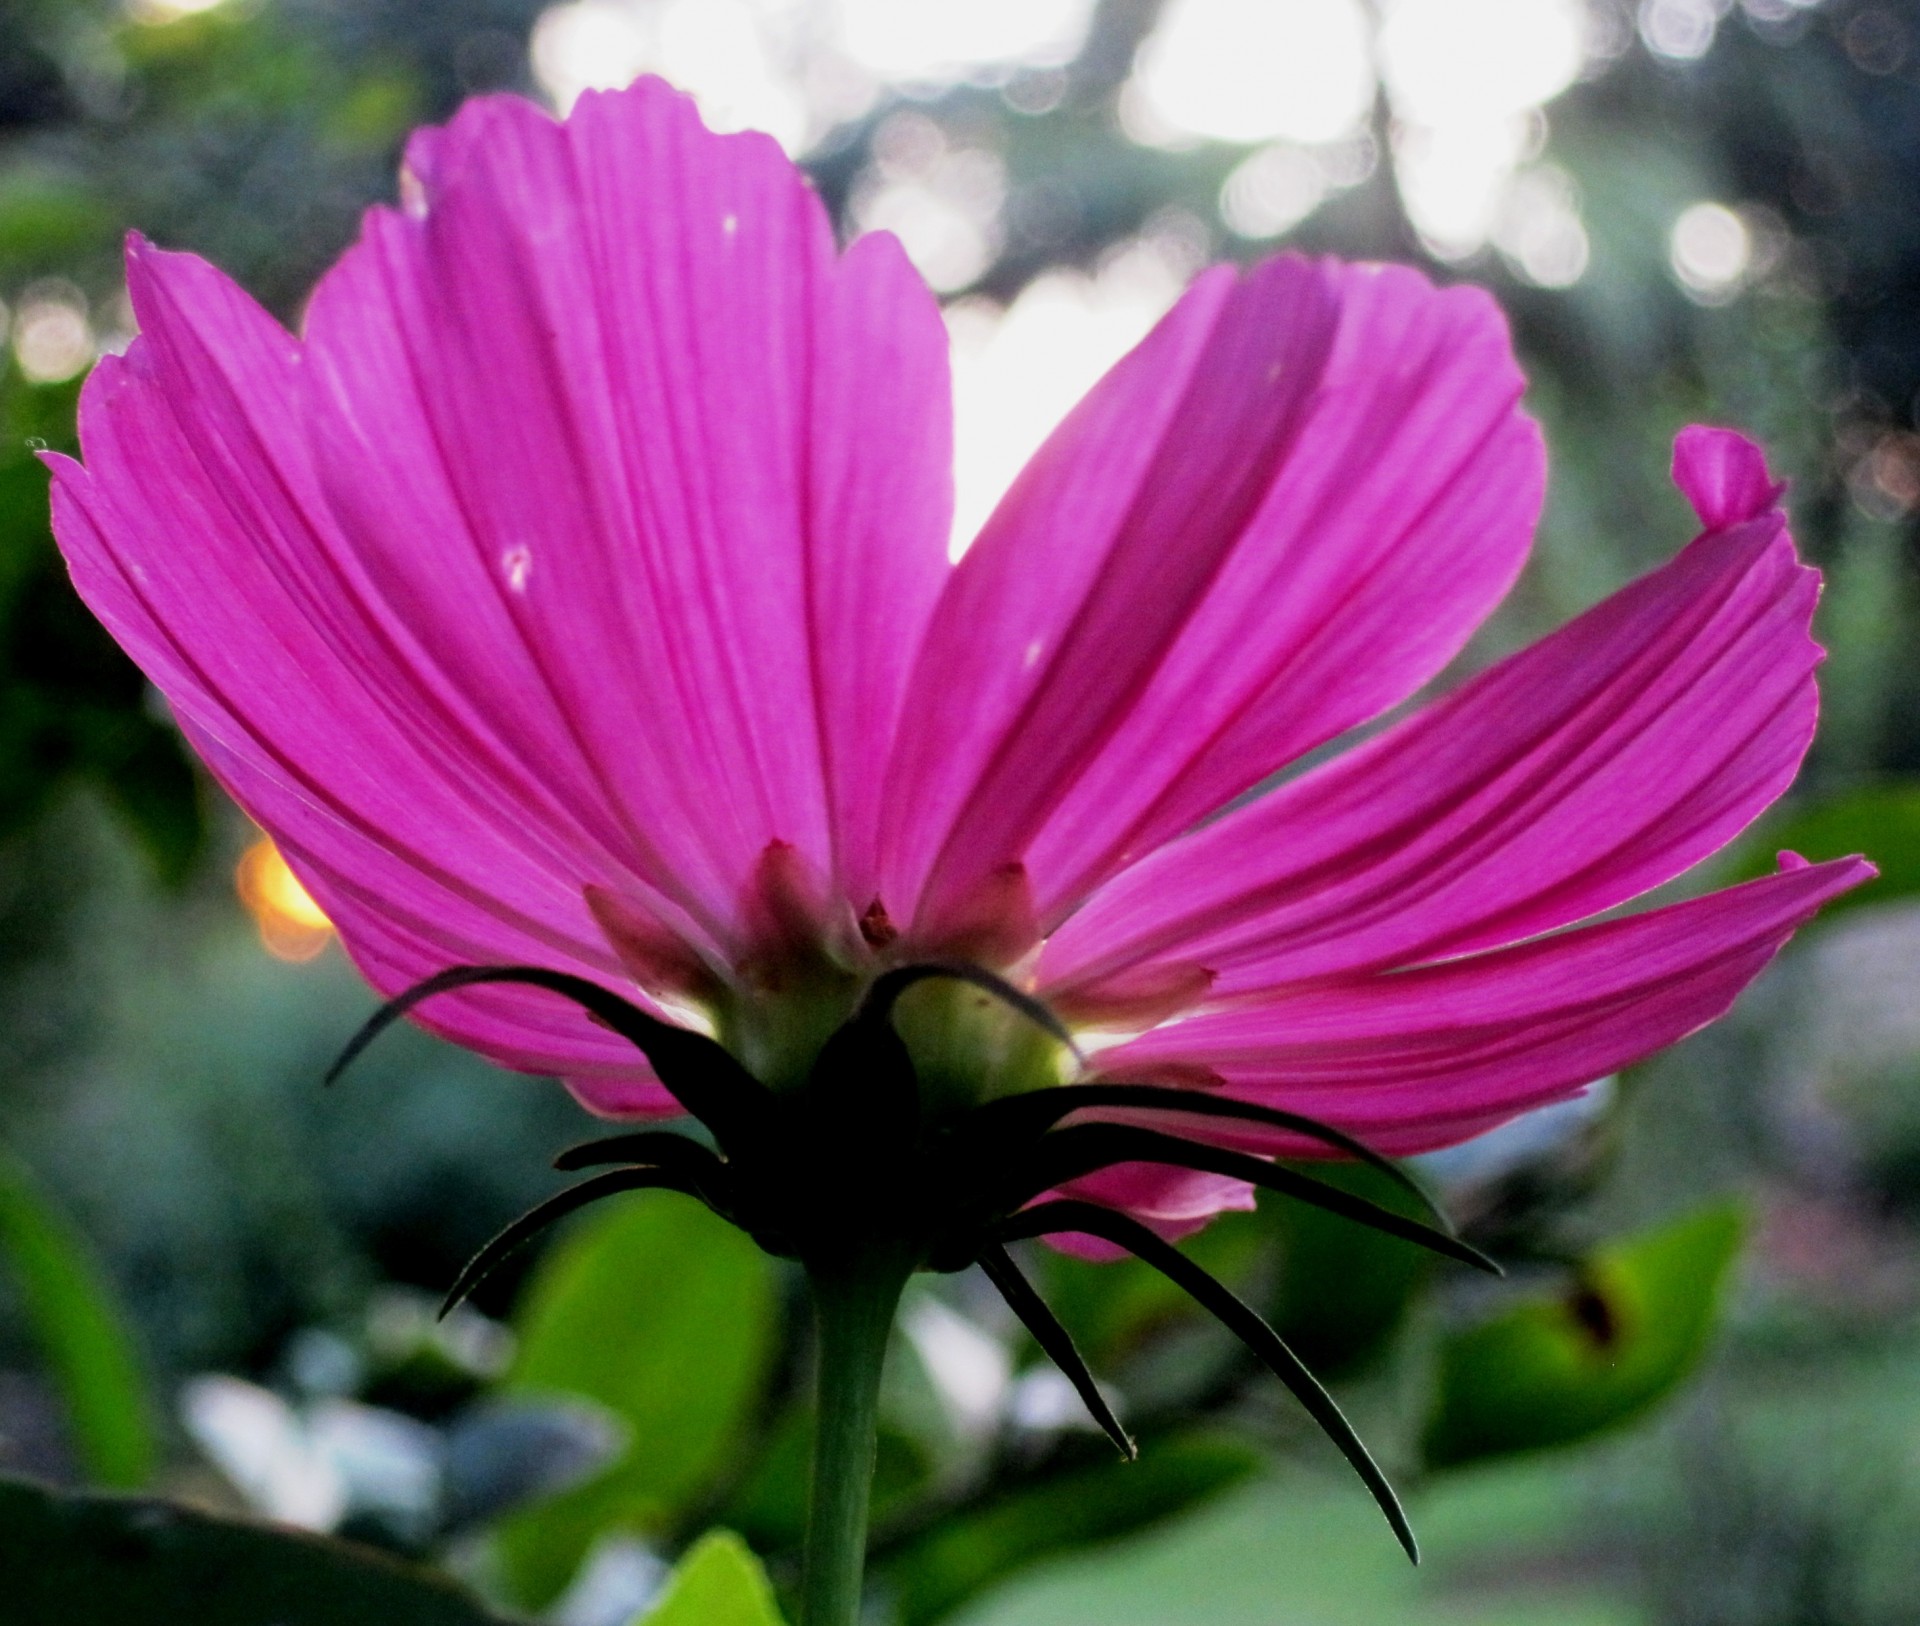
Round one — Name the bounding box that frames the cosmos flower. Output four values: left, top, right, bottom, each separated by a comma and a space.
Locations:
50, 75, 1859, 1139
45, 74, 1870, 1558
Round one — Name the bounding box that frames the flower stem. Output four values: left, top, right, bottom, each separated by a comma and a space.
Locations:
800, 1246, 912, 1626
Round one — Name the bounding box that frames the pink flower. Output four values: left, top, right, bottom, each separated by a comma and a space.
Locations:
46, 80, 1868, 1243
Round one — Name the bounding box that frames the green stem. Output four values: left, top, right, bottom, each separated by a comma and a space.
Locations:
801, 1247, 912, 1626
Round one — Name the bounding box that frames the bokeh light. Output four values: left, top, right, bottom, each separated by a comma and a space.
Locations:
1670, 200, 1752, 301
11, 282, 94, 384
853, 112, 1005, 292
1377, 0, 1587, 127
126, 0, 232, 23
531, 0, 810, 149
833, 0, 1094, 79
236, 838, 335, 963
1131, 0, 1374, 146
946, 239, 1192, 556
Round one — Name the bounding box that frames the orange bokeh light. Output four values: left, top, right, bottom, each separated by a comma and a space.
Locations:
235, 838, 334, 962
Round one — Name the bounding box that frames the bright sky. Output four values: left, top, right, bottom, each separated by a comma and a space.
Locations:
522, 0, 1616, 533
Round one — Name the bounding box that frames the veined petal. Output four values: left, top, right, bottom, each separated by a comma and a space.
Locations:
1042, 1164, 1257, 1261
1095, 857, 1873, 1158
304, 83, 951, 938
884, 256, 1541, 944
48, 248, 667, 1087
1042, 446, 1818, 1000
1049, 541, 1815, 996
49, 79, 953, 1076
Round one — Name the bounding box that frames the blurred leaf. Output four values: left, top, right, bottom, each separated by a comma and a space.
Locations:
1036, 1208, 1267, 1371
0, 1475, 517, 1625
1267, 1162, 1431, 1378
639, 1530, 786, 1626
0, 1144, 156, 1489
0, 171, 113, 269
1723, 782, 1915, 921
719, 1406, 929, 1555
494, 1192, 779, 1608
0, 367, 203, 879
876, 1431, 1261, 1626
440, 1399, 626, 1534
1422, 1203, 1745, 1471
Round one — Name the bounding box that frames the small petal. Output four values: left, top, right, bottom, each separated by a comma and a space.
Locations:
1042, 1164, 1257, 1260
1674, 426, 1786, 529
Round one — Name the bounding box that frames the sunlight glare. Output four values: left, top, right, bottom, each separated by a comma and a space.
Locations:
532, 0, 808, 149
126, 0, 231, 22
237, 839, 335, 963
1133, 0, 1374, 146
1379, 0, 1587, 127
947, 242, 1189, 557
12, 283, 94, 384
835, 0, 1094, 79
1393, 117, 1534, 258
1670, 201, 1752, 301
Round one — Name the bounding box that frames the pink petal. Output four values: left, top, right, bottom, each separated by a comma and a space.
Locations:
1039, 1164, 1258, 1260
1042, 452, 1816, 1000
1095, 857, 1873, 1157
48, 81, 952, 1078
303, 83, 951, 936
49, 251, 655, 1079
883, 256, 1541, 945
1674, 425, 1785, 529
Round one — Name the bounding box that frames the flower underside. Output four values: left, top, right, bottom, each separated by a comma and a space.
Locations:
334, 961, 1504, 1562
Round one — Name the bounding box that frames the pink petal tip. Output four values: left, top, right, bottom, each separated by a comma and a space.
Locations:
1673, 426, 1786, 530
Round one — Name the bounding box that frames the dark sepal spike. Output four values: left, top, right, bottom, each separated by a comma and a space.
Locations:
999, 1125, 1500, 1277
325, 965, 774, 1149
977, 1243, 1135, 1461
860, 963, 1081, 1061
962, 1084, 1444, 1228
805, 1014, 921, 1149
440, 1166, 722, 1319
554, 1129, 721, 1174
997, 1199, 1419, 1566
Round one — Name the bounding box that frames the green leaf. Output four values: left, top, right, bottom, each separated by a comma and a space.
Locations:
0, 1145, 157, 1489
1722, 781, 1917, 921
0, 1475, 517, 1625
1267, 1162, 1431, 1378
494, 1192, 779, 1608
877, 1431, 1261, 1626
639, 1531, 786, 1626
1422, 1203, 1745, 1471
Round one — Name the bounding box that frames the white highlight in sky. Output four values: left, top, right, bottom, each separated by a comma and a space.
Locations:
1493, 163, 1591, 287
1393, 116, 1536, 258
1639, 0, 1726, 61
531, 0, 808, 150
853, 112, 1005, 292
946, 241, 1189, 558
834, 0, 1094, 79
1133, 0, 1375, 145
126, 0, 230, 22
1378, 0, 1587, 127
11, 283, 93, 384
1670, 201, 1752, 300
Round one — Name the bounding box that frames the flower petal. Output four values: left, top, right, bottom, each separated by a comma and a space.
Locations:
1096, 857, 1873, 1157
1041, 1164, 1257, 1260
1043, 449, 1818, 1000
304, 83, 952, 938
49, 80, 953, 1084
884, 256, 1541, 942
